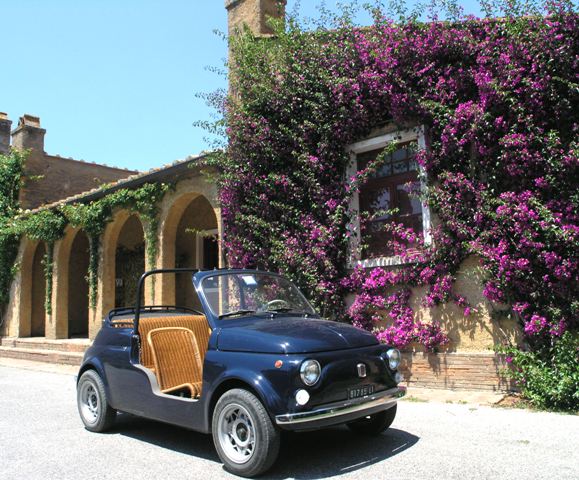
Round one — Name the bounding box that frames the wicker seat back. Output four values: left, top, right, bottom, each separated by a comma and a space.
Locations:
138, 315, 210, 370
147, 327, 204, 398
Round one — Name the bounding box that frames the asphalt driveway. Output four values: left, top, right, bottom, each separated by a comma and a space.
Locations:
0, 363, 577, 479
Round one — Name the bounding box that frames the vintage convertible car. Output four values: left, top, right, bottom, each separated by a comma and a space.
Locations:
76, 269, 406, 477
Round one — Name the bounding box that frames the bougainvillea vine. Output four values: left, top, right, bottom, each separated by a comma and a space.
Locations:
215, 5, 578, 355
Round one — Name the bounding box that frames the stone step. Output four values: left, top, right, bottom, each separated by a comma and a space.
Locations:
0, 346, 84, 366
0, 337, 90, 353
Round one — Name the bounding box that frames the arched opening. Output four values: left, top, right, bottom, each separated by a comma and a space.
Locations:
174, 195, 219, 309
67, 230, 90, 338
30, 242, 46, 337
114, 214, 145, 308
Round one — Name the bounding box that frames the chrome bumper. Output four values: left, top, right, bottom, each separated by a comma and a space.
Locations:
275, 386, 406, 426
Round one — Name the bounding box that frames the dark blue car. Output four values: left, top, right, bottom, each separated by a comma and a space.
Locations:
76, 269, 406, 477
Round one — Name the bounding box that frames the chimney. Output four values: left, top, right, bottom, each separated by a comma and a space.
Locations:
226, 0, 286, 38
0, 112, 12, 155
12, 114, 45, 153
11, 114, 47, 174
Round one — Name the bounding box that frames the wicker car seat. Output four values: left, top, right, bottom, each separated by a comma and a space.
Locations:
138, 315, 211, 370
147, 327, 204, 398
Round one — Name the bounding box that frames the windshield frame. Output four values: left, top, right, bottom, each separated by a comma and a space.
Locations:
193, 270, 318, 324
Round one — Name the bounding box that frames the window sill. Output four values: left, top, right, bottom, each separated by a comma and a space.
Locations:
350, 255, 411, 269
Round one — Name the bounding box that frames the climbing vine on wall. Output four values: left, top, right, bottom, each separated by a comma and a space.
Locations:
61, 182, 171, 307
212, 0, 578, 360
61, 200, 112, 308
9, 210, 64, 316
0, 181, 170, 314
14, 209, 68, 314
0, 149, 25, 314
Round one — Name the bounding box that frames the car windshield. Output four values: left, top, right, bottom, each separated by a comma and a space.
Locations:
199, 272, 317, 319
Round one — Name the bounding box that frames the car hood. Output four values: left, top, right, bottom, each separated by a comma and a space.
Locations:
216, 316, 378, 354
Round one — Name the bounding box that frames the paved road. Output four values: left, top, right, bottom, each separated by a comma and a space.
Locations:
0, 364, 577, 480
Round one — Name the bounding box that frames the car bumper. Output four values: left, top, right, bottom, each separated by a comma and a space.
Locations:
275, 386, 406, 431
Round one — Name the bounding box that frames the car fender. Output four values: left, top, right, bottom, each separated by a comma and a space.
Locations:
206, 369, 285, 423
77, 354, 105, 380
77, 356, 109, 392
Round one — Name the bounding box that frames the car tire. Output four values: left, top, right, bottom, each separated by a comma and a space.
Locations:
347, 404, 397, 435
77, 370, 117, 432
212, 388, 280, 478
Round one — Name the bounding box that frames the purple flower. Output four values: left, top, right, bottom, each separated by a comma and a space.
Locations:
222, 10, 577, 351
524, 315, 548, 335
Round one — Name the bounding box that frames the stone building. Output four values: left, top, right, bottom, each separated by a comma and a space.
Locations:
0, 138, 221, 340
0, 113, 137, 209
0, 0, 514, 391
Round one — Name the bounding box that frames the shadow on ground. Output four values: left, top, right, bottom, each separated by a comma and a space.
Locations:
269, 427, 419, 479
114, 413, 419, 478
115, 414, 220, 462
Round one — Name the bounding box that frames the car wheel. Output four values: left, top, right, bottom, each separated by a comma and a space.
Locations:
347, 404, 397, 435
77, 370, 117, 432
212, 388, 280, 478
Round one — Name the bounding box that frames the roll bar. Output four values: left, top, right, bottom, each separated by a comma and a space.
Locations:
134, 268, 201, 333
133, 267, 266, 333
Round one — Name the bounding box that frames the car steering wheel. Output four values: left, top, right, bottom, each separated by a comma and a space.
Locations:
265, 299, 290, 311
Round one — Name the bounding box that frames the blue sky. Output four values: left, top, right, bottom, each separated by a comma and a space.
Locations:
1, 1, 482, 172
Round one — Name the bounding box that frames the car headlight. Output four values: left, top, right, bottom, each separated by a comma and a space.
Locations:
300, 359, 321, 386
386, 348, 401, 370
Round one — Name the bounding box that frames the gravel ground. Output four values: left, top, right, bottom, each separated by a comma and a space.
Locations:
0, 364, 577, 480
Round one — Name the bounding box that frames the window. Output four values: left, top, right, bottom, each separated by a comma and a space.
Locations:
347, 127, 431, 268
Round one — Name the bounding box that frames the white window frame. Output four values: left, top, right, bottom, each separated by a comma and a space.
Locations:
346, 126, 431, 269
195, 228, 219, 269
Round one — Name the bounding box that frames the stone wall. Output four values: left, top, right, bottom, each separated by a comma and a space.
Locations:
24, 154, 136, 209
400, 351, 514, 391
409, 256, 522, 352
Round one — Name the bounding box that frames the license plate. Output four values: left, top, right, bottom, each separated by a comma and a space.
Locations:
348, 384, 375, 399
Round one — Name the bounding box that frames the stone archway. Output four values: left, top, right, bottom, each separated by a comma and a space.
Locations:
30, 242, 47, 337
174, 195, 219, 309
96, 211, 147, 329
52, 227, 90, 339
158, 190, 219, 308
114, 214, 145, 308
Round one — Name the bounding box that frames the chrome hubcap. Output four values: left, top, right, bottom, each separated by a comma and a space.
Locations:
80, 381, 100, 424
217, 404, 256, 464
